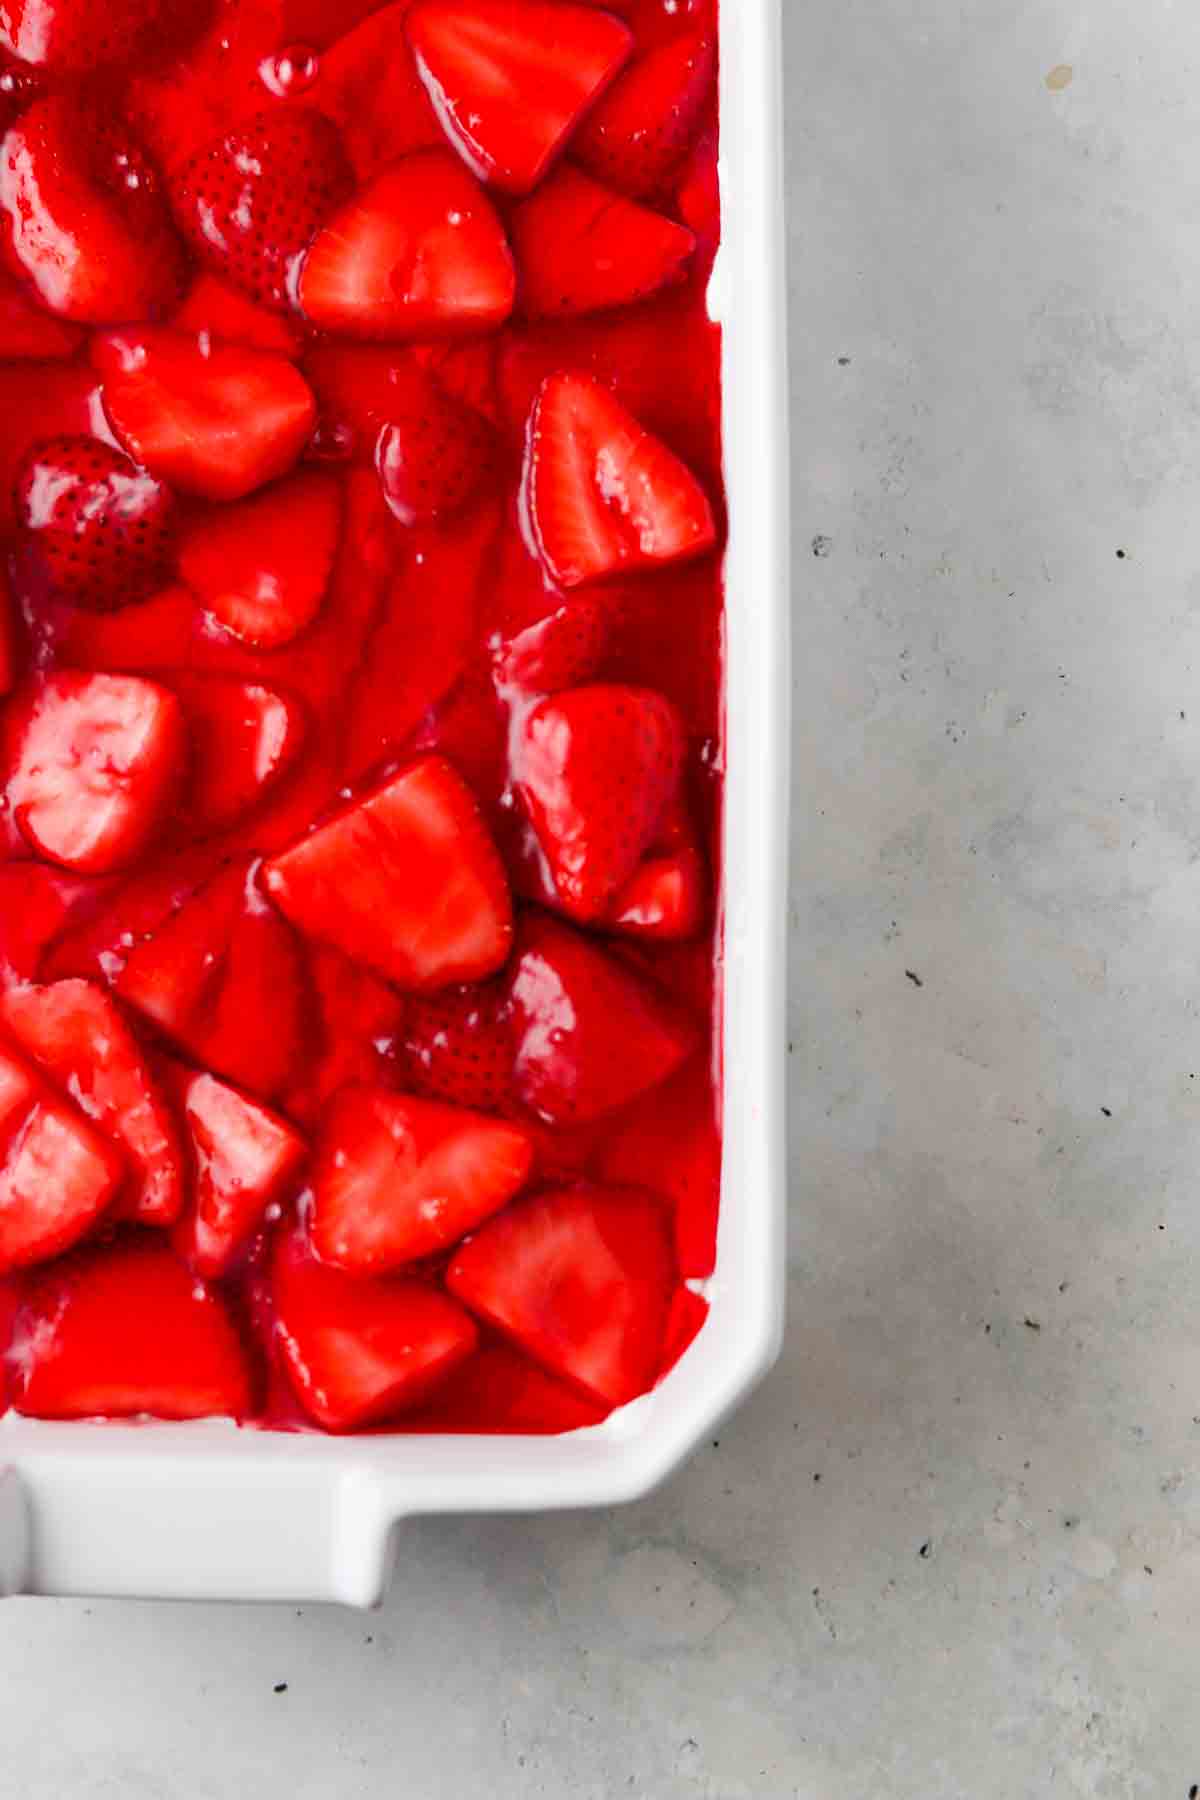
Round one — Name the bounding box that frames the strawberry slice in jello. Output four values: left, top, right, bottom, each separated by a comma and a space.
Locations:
170, 676, 308, 833
263, 755, 512, 990
13, 435, 177, 612
0, 978, 185, 1226
168, 1066, 307, 1280
179, 471, 342, 649
11, 1238, 254, 1420
0, 1040, 124, 1274
510, 166, 695, 319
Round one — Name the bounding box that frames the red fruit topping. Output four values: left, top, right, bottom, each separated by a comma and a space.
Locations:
521, 371, 716, 588
0, 1039, 123, 1272
574, 27, 715, 200
297, 149, 515, 340
607, 842, 705, 940
272, 1222, 477, 1430
315, 1, 442, 178
0, 565, 19, 697
447, 1184, 674, 1407
3, 671, 185, 874
263, 755, 512, 990
0, 360, 104, 538
116, 858, 308, 1098
374, 359, 496, 526
0, 0, 192, 71
281, 944, 402, 1127
310, 1087, 532, 1271
95, 327, 316, 502
600, 1055, 719, 1276
179, 469, 341, 648
406, 0, 631, 195
173, 273, 303, 357
171, 108, 353, 312
0, 978, 184, 1225
511, 164, 693, 318
11, 1238, 254, 1420
0, 266, 82, 359
169, 1066, 307, 1279
170, 675, 307, 832
399, 977, 514, 1116
42, 583, 197, 675
0, 98, 185, 322
515, 683, 684, 921
14, 435, 177, 612
493, 595, 611, 695
0, 861, 90, 985
506, 912, 695, 1124
398, 1341, 605, 1433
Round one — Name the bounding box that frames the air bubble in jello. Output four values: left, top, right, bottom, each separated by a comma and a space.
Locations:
258, 44, 319, 99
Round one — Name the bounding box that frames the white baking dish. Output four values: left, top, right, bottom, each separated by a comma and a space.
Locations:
0, 0, 789, 1607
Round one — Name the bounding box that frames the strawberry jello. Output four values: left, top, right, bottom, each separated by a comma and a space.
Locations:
0, 0, 723, 1434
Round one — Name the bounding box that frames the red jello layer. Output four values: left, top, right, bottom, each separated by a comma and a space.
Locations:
0, 0, 722, 1434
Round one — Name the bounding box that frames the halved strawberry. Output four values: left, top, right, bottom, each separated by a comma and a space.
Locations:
511, 164, 693, 318
0, 98, 185, 322
39, 844, 216, 986
0, 360, 106, 538
599, 1055, 719, 1276
0, 0, 197, 70
0, 1039, 123, 1272
168, 1065, 307, 1279
171, 108, 353, 312
310, 1087, 532, 1271
0, 267, 82, 359
506, 912, 695, 1123
297, 149, 515, 340
11, 1237, 254, 1420
374, 357, 496, 526
271, 1221, 477, 1430
263, 755, 512, 990
314, 0, 442, 178
13, 435, 177, 612
400, 976, 516, 1113
606, 841, 705, 940
447, 1183, 674, 1407
1, 978, 184, 1226
405, 0, 632, 194
3, 672, 186, 874
573, 26, 714, 200
170, 675, 308, 832
281, 943, 403, 1128
515, 683, 684, 920
179, 470, 341, 648
492, 594, 611, 696
116, 858, 308, 1098
95, 327, 316, 502
172, 274, 304, 358
521, 371, 716, 588
397, 1340, 606, 1433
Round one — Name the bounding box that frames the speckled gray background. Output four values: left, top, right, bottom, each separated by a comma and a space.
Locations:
4, 2, 1200, 1794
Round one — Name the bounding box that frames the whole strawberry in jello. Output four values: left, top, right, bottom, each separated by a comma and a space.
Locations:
170, 109, 353, 314
0, 99, 185, 322
13, 436, 177, 612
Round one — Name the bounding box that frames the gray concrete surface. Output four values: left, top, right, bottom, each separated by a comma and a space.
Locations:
4, 2, 1200, 1794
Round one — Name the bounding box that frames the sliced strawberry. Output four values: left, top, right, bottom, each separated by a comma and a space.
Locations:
506, 912, 695, 1123
0, 360, 108, 538
263, 755, 512, 990
675, 123, 718, 257
0, 1039, 123, 1272
281, 943, 403, 1128
125, 0, 295, 175
11, 1238, 254, 1420
1, 977, 184, 1225
311, 1087, 532, 1271
0, 98, 185, 322
397, 1340, 606, 1433
42, 584, 198, 675
116, 858, 308, 1098
170, 675, 308, 832
171, 108, 353, 312
511, 164, 693, 318
95, 327, 316, 503
515, 683, 684, 920
168, 1065, 307, 1279
600, 1053, 718, 1275
400, 976, 516, 1113
409, 661, 508, 834
179, 470, 341, 648
173, 273, 304, 358
271, 1221, 477, 1430
447, 1183, 674, 1407
0, 0, 197, 70
3, 672, 186, 874
521, 371, 716, 588
297, 149, 515, 340
406, 0, 631, 195
606, 842, 705, 940
411, 336, 500, 424
40, 844, 216, 986
13, 435, 177, 613
493, 595, 611, 696
0, 861, 93, 985
374, 357, 496, 526
0, 266, 82, 359
315, 0, 442, 178
573, 27, 714, 200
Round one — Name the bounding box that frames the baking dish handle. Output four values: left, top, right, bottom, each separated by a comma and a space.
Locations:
0, 1466, 29, 1596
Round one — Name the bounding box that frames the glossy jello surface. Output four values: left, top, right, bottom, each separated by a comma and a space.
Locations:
0, 0, 722, 1433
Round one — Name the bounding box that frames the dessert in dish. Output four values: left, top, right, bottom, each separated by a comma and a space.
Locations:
0, 0, 723, 1434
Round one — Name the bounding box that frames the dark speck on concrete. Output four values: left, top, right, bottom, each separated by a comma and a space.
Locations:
918, 1541, 932, 1560
274, 1683, 288, 1695
1024, 1317, 1042, 1332
812, 534, 833, 558
1116, 548, 1128, 559
905, 969, 924, 988
837, 356, 851, 365
1188, 1784, 1197, 1798
1101, 1106, 1112, 1117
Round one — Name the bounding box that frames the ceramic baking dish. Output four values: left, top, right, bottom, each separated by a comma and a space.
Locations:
0, 0, 789, 1606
